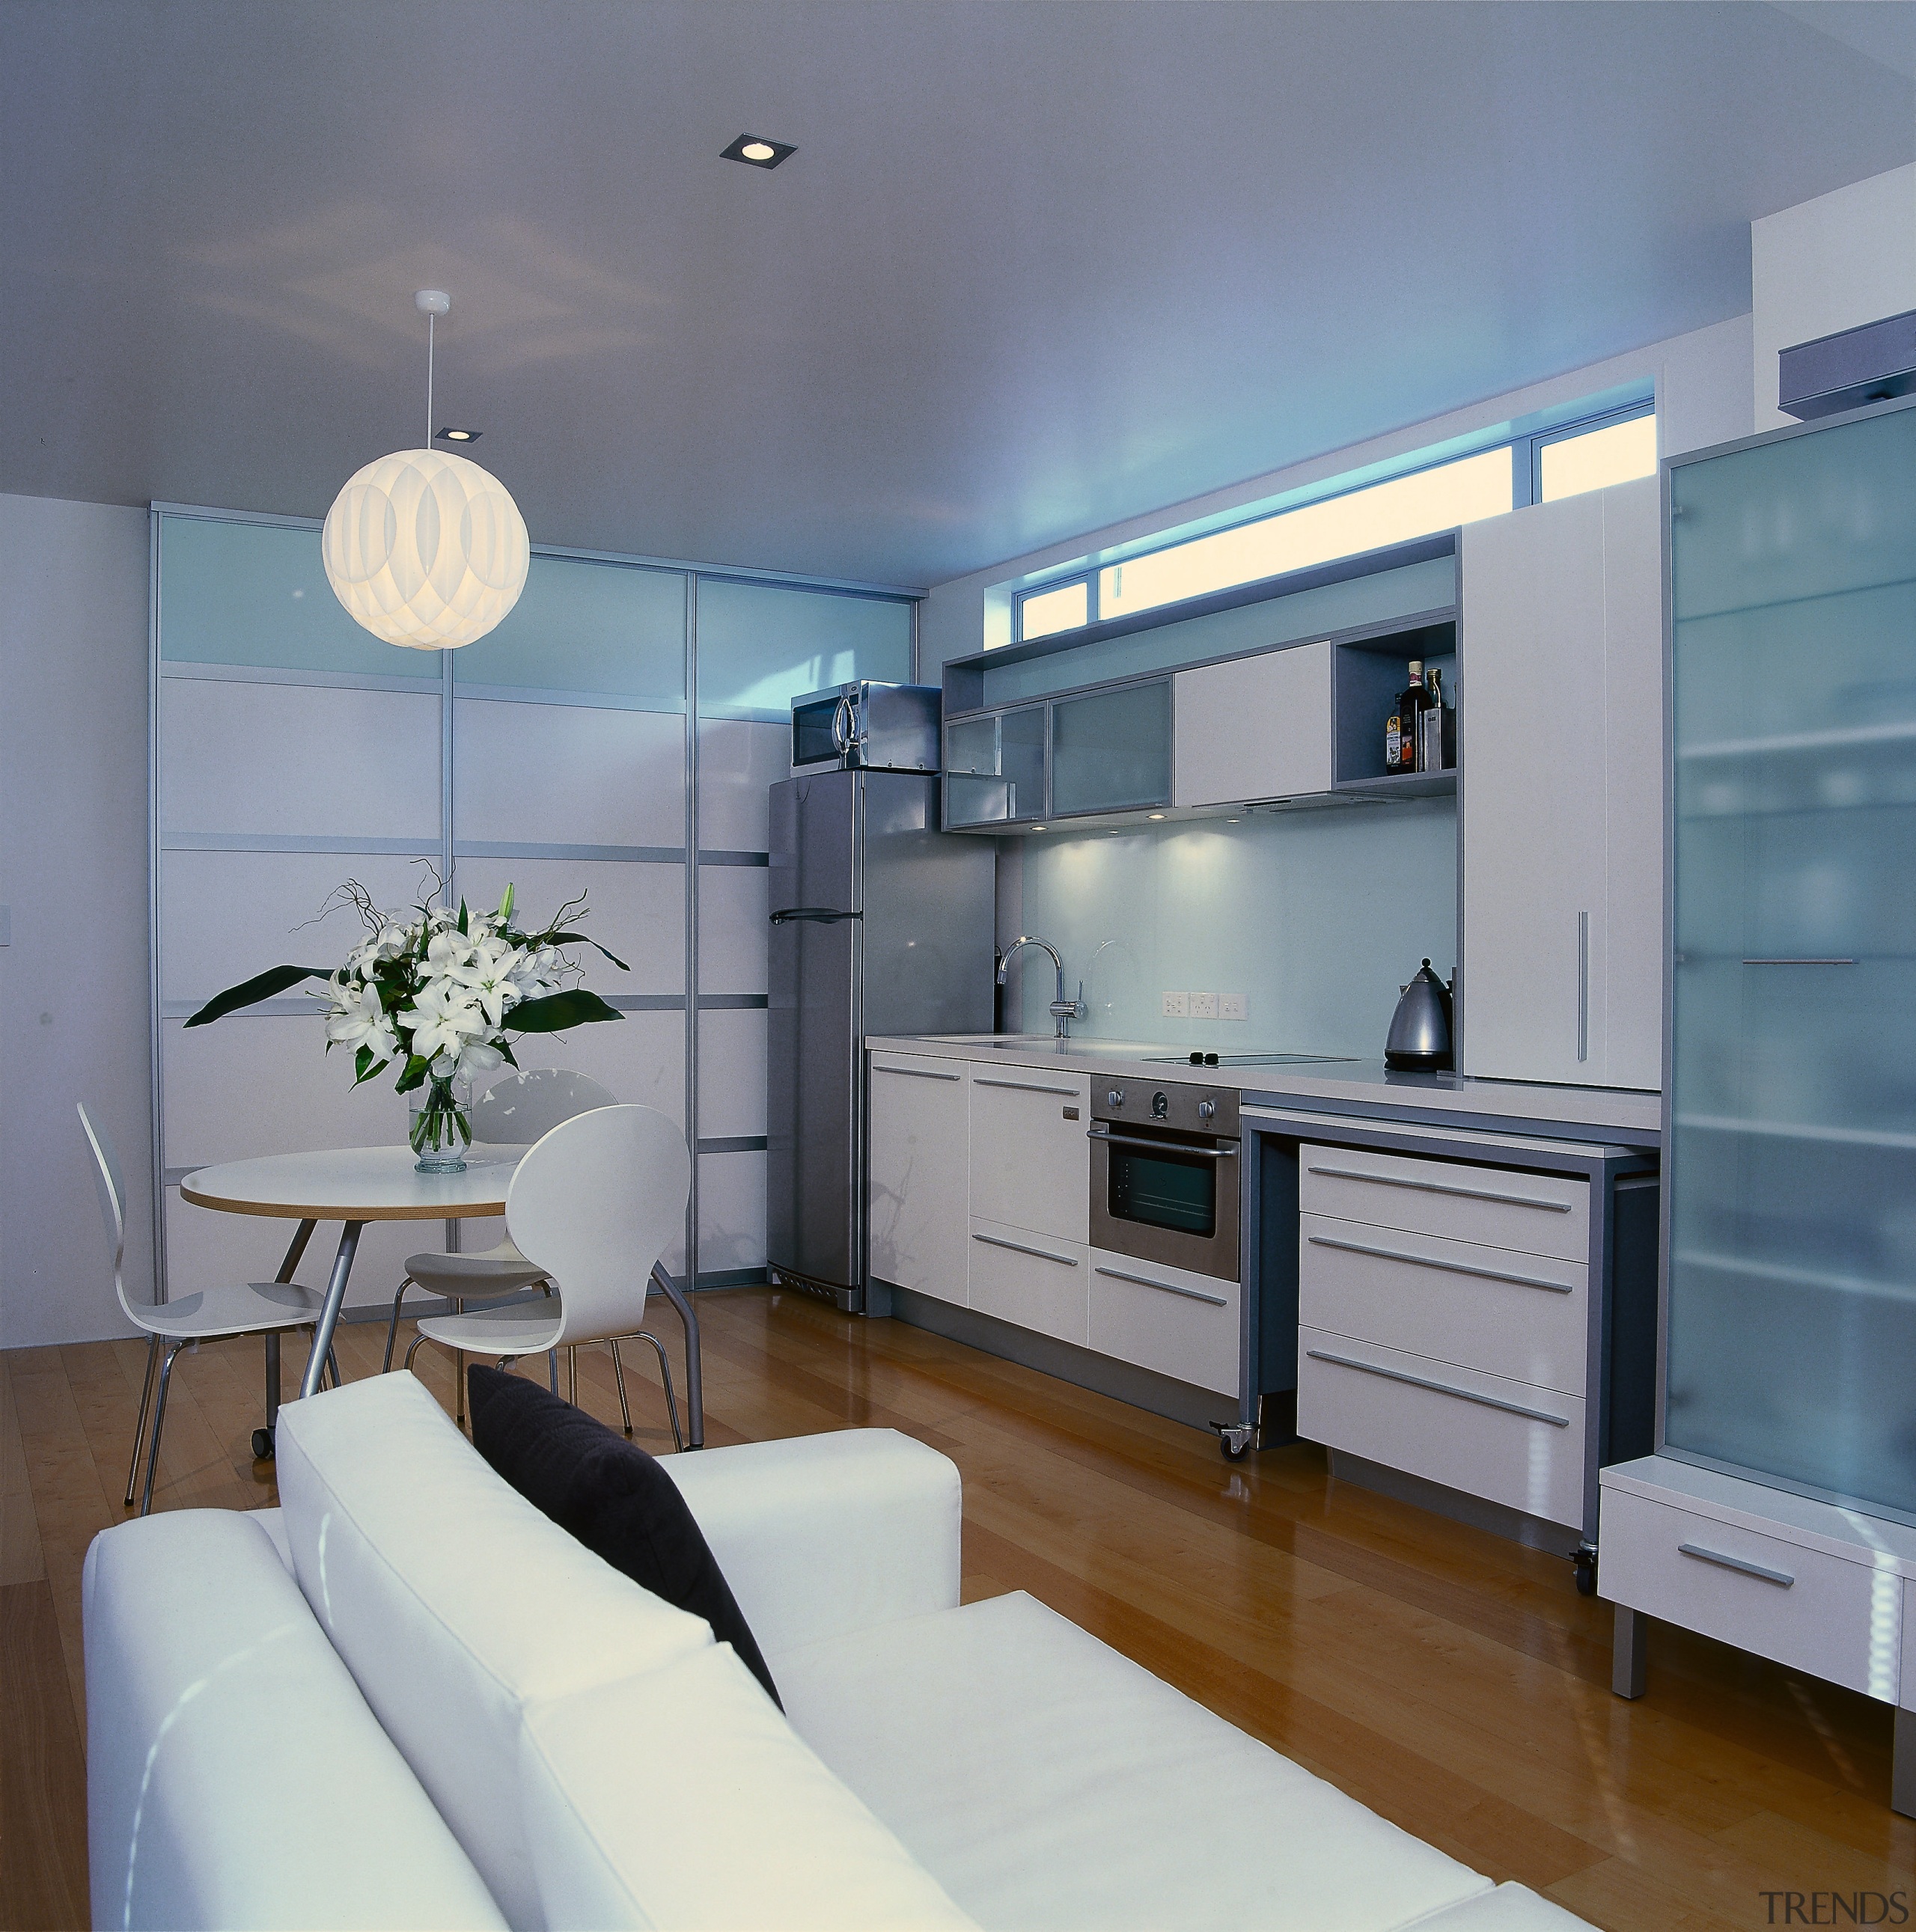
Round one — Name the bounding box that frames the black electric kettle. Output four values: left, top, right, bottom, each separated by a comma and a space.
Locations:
1385, 959, 1453, 1070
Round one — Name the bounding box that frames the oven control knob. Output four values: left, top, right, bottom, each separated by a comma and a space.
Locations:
1198, 1098, 1216, 1120
1107, 1088, 1126, 1107
1151, 1091, 1169, 1119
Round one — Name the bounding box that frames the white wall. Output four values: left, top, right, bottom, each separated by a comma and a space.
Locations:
0, 493, 150, 1347
1752, 162, 1916, 431
919, 314, 1754, 673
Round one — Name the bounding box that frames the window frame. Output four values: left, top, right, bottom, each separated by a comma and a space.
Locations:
1010, 397, 1656, 646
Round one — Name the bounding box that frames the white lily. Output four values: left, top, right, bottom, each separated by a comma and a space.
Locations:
326, 981, 399, 1064
403, 979, 489, 1063
425, 929, 474, 976
447, 935, 526, 1028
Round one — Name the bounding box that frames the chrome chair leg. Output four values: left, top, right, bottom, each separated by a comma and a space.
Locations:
403, 1333, 427, 1372
566, 1345, 578, 1406
548, 1351, 558, 1395
650, 1262, 704, 1449
608, 1340, 632, 1435
326, 1345, 342, 1390
124, 1333, 160, 1508
625, 1330, 683, 1452
140, 1341, 186, 1517
382, 1280, 415, 1373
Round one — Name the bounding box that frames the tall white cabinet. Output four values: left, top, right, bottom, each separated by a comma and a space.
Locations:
1459, 475, 1662, 1090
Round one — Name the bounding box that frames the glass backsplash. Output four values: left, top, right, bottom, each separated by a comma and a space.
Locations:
1001, 800, 1457, 1055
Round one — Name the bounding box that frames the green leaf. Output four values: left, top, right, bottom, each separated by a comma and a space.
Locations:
183, 965, 333, 1027
352, 1051, 391, 1089
507, 988, 625, 1034
543, 931, 632, 971
394, 1054, 433, 1094
495, 1039, 521, 1070
457, 899, 469, 936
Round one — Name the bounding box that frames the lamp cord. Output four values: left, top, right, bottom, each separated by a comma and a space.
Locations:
426, 313, 435, 451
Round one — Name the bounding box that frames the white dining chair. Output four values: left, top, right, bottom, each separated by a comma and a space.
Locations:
79, 1104, 341, 1516
381, 1069, 617, 1420
403, 1103, 695, 1448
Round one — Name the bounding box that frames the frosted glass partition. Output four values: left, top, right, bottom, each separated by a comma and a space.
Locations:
1665, 401, 1916, 1521
980, 554, 1455, 708
697, 579, 912, 720
160, 515, 417, 678
1050, 681, 1171, 816
449, 555, 686, 706
153, 510, 915, 1301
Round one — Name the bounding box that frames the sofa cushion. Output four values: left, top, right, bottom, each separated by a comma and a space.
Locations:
467, 1364, 780, 1706
84, 1508, 507, 1931
774, 1590, 1504, 1932
520, 1644, 978, 1932
273, 1371, 714, 1932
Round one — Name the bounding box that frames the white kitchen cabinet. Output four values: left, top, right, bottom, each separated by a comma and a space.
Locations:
967, 1066, 1090, 1242
867, 1052, 969, 1305
1088, 1247, 1239, 1395
1459, 475, 1662, 1089
968, 1217, 1088, 1344
1172, 641, 1333, 808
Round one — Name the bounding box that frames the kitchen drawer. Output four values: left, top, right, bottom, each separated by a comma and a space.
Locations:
968, 1066, 1090, 1244
968, 1216, 1087, 1345
1299, 1211, 1587, 1395
1088, 1247, 1240, 1397
1299, 1143, 1589, 1262
1297, 1325, 1586, 1530
1599, 1486, 1901, 1701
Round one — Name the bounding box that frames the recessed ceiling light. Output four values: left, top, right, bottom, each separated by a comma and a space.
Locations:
723, 133, 795, 169
1031, 825, 1046, 832
1147, 813, 1165, 821
435, 427, 480, 443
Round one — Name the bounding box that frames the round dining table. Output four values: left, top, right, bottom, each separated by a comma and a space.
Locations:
179, 1146, 524, 1416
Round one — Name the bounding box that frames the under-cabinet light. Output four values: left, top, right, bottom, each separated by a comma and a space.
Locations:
723, 133, 796, 169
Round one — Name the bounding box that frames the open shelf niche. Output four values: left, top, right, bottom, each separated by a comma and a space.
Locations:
1331, 620, 1458, 798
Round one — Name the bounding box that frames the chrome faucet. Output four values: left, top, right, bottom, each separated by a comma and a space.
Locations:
996, 935, 1087, 1041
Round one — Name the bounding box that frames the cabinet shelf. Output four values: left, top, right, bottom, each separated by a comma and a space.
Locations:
1331, 768, 1456, 802
1673, 1113, 1916, 1152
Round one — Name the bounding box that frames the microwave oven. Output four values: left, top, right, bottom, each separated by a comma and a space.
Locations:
790, 682, 942, 774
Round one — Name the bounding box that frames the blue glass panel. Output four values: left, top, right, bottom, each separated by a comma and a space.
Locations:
451, 556, 686, 709
1050, 682, 1171, 816
1666, 402, 1916, 1520
695, 581, 912, 719
159, 516, 414, 678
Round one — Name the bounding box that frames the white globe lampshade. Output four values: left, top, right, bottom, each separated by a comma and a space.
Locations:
321, 447, 530, 649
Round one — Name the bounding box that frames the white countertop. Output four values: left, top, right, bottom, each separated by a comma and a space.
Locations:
866, 1033, 1662, 1137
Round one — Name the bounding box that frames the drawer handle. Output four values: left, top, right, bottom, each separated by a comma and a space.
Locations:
1678, 1542, 1795, 1588
974, 1075, 1081, 1097
1090, 1128, 1238, 1160
973, 1231, 1078, 1268
1305, 1164, 1573, 1214
1305, 1232, 1575, 1294
1740, 958, 1855, 967
872, 1063, 962, 1081
1304, 1349, 1571, 1427
1093, 1264, 1228, 1307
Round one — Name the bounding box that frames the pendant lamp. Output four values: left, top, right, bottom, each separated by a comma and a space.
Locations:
322, 290, 530, 650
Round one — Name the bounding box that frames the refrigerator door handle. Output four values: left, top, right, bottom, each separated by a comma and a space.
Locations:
769, 907, 863, 925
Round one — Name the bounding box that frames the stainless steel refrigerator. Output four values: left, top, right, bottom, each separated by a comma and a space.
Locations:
766, 771, 995, 1311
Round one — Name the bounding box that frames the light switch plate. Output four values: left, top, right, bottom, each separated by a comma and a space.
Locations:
1220, 993, 1247, 1021
1161, 991, 1189, 1017
1189, 991, 1219, 1019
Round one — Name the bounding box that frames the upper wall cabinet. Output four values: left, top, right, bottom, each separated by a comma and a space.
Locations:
1173, 642, 1331, 808
1459, 475, 1662, 1091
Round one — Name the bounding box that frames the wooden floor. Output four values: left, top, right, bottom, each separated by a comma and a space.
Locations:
4, 1288, 1912, 1931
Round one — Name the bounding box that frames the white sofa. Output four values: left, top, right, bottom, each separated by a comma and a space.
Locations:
83, 1371, 1587, 1931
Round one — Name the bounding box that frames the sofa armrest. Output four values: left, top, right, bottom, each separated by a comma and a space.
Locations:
84, 1509, 506, 1931
662, 1428, 962, 1659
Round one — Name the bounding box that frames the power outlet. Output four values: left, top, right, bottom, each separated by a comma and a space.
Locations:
1161, 991, 1190, 1018
1189, 991, 1219, 1019
1220, 993, 1248, 1021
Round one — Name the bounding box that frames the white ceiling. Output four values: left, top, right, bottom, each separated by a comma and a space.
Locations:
3, 1, 1912, 587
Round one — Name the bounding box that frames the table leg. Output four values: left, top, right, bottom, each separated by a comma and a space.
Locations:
266, 1220, 317, 1433
650, 1262, 704, 1449
301, 1222, 364, 1400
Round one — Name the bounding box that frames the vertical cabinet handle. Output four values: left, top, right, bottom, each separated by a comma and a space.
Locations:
1575, 911, 1590, 1065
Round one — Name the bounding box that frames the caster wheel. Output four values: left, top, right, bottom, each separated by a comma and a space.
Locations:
1221, 1438, 1251, 1462
251, 1428, 275, 1461
1572, 1546, 1598, 1596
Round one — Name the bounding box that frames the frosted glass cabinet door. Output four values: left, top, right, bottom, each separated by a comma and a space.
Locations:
1665, 401, 1916, 1521
1049, 681, 1171, 817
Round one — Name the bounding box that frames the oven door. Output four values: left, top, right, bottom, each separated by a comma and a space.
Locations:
1089, 1126, 1240, 1282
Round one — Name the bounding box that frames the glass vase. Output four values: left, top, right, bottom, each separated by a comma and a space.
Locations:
408, 1072, 472, 1174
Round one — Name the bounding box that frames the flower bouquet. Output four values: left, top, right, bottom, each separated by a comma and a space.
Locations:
185, 878, 625, 1171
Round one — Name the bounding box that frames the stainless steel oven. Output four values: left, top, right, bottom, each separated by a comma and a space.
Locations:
1088, 1080, 1240, 1282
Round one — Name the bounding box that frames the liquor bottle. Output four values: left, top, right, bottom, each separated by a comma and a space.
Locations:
1418, 666, 1450, 774
1390, 660, 1430, 773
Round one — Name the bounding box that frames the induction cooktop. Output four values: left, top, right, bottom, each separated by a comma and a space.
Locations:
1142, 1051, 1360, 1067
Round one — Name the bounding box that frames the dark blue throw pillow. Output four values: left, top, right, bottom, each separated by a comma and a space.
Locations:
466, 1365, 780, 1707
